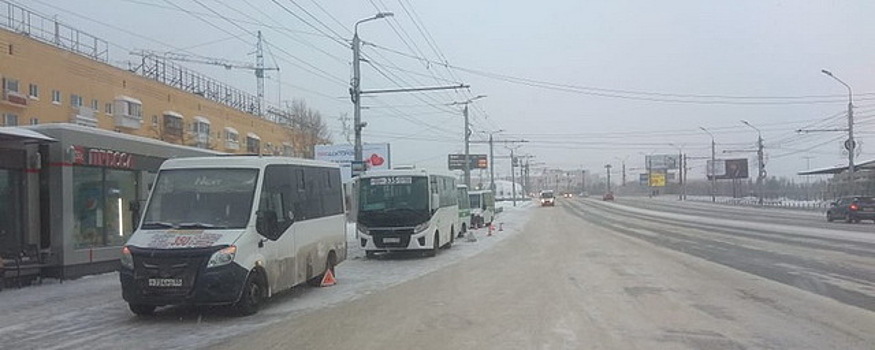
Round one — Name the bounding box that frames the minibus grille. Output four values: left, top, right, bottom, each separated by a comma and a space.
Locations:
370, 228, 414, 248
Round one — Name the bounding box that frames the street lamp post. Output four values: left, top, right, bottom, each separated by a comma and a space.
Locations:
605, 164, 612, 194
352, 12, 393, 166
821, 69, 855, 194
700, 127, 717, 202
741, 120, 765, 205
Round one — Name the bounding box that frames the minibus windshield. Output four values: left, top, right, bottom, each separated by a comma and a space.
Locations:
141, 168, 258, 230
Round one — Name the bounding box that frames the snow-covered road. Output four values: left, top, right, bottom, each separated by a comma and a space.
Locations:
0, 202, 533, 350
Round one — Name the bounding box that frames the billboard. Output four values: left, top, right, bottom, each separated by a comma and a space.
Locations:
448, 154, 488, 171
706, 158, 748, 180
645, 154, 679, 170
315, 143, 391, 182
649, 172, 666, 187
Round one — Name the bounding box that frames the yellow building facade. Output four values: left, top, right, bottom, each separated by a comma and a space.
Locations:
0, 28, 301, 155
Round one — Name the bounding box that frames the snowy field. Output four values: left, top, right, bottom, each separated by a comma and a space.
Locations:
0, 201, 533, 350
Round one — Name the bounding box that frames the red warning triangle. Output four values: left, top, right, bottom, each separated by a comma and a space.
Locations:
320, 268, 336, 287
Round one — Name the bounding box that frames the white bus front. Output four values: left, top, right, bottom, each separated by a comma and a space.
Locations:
357, 175, 448, 257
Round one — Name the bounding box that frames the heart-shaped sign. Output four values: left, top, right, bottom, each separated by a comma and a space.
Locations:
369, 153, 385, 166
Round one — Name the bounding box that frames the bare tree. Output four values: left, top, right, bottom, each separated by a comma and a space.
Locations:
287, 99, 332, 158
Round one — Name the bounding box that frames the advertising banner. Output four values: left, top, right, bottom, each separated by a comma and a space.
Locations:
315, 143, 391, 182
646, 154, 679, 170
706, 158, 748, 180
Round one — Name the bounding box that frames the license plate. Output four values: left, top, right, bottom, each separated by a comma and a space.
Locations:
148, 278, 183, 287
383, 237, 401, 243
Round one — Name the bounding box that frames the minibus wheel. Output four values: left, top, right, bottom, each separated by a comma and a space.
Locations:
233, 272, 263, 316
426, 232, 439, 257
129, 303, 156, 316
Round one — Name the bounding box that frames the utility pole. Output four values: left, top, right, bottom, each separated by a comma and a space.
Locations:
701, 127, 717, 202
821, 69, 855, 194
449, 96, 486, 187
510, 148, 517, 206
471, 136, 524, 192
740, 120, 766, 205
605, 164, 612, 194
352, 13, 469, 169
802, 156, 814, 200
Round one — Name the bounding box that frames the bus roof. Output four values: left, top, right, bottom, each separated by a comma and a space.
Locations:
358, 168, 455, 179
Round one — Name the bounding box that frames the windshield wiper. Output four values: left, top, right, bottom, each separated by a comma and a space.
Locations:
177, 222, 217, 229
140, 221, 176, 229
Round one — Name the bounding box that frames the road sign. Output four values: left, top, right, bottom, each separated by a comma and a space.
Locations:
845, 139, 857, 151
448, 154, 488, 170
646, 154, 679, 170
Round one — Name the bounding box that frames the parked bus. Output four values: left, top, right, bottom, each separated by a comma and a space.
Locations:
119, 156, 347, 316
456, 184, 472, 237
469, 190, 496, 228
357, 168, 460, 258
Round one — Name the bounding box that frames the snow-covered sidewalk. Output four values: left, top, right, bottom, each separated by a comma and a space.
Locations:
0, 201, 533, 350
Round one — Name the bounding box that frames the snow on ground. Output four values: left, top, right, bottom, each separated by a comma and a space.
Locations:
0, 200, 534, 350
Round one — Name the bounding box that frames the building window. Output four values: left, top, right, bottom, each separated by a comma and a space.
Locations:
105, 102, 113, 115
3, 113, 18, 126
28, 84, 38, 98
91, 99, 99, 110
163, 113, 183, 138
246, 136, 261, 154
224, 127, 239, 150
71, 94, 83, 107
52, 90, 61, 104
72, 167, 138, 249
3, 78, 19, 93
30, 117, 39, 125
192, 117, 211, 149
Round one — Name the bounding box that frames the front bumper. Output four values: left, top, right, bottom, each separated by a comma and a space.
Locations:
119, 246, 248, 306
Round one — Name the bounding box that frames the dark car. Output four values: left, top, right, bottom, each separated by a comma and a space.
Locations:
602, 193, 615, 201
827, 196, 875, 223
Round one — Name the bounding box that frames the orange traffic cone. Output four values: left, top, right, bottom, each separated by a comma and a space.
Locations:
320, 268, 336, 287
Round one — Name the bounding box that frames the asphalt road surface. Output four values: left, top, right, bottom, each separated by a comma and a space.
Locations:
213, 198, 875, 349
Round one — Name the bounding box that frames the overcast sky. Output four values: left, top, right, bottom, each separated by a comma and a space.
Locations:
20, 0, 875, 180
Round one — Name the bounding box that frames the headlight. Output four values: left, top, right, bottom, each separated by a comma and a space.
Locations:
357, 224, 369, 235
120, 246, 134, 270
207, 246, 237, 268
414, 222, 430, 233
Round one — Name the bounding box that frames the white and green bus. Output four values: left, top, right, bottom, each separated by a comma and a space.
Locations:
356, 168, 460, 258
469, 189, 496, 228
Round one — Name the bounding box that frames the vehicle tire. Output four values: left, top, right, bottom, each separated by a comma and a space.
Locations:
308, 253, 336, 287
448, 229, 455, 246
233, 272, 263, 316
458, 224, 466, 238
826, 213, 834, 222
128, 303, 156, 316
845, 215, 853, 223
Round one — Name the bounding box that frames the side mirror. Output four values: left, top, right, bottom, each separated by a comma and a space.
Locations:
256, 210, 280, 240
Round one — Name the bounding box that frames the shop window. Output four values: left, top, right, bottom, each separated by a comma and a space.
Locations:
73, 167, 138, 249
28, 84, 38, 98
91, 99, 99, 110
29, 117, 39, 125
3, 113, 18, 126
283, 144, 294, 157
105, 102, 113, 115
224, 128, 239, 150
52, 90, 61, 104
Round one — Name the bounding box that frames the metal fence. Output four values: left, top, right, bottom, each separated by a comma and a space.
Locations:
0, 0, 109, 62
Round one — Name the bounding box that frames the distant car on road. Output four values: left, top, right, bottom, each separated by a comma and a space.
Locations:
539, 190, 555, 206
562, 192, 573, 198
827, 196, 875, 223
602, 193, 615, 201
